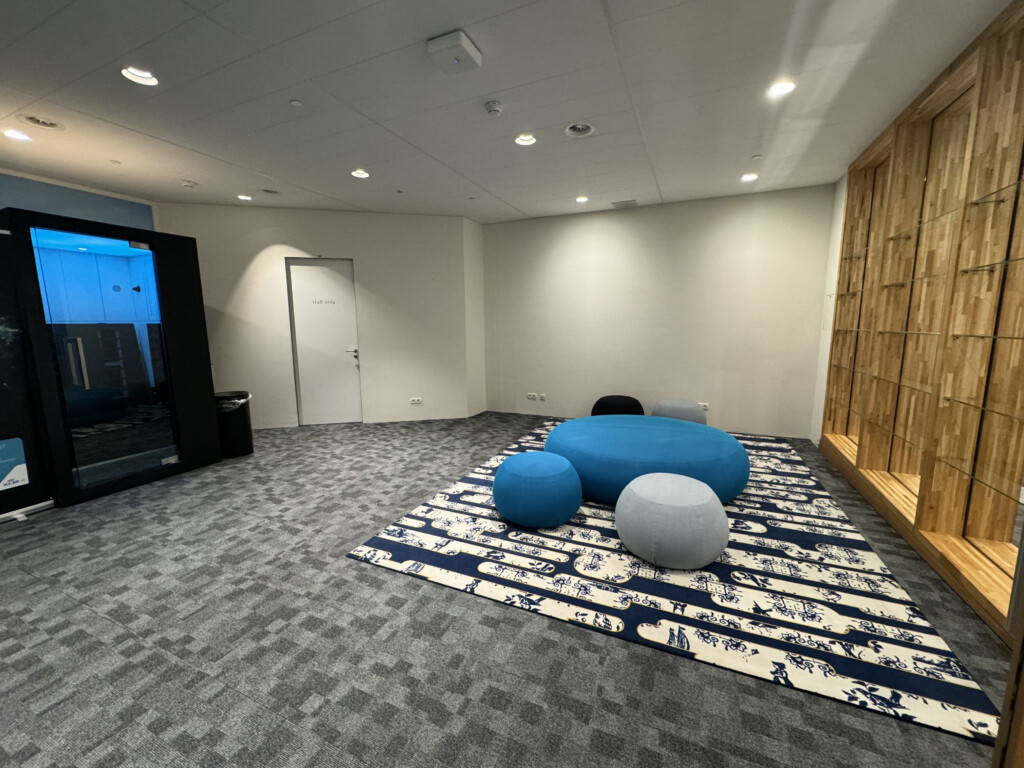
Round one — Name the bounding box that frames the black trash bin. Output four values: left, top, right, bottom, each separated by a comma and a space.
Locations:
215, 391, 254, 458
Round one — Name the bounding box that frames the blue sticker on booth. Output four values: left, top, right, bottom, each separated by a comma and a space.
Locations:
0, 438, 29, 491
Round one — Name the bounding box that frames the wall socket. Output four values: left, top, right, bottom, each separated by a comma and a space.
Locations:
698, 402, 709, 412
526, 392, 537, 400
539, 394, 546, 401
410, 397, 422, 405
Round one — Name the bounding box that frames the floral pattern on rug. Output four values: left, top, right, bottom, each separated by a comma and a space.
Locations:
349, 420, 1000, 743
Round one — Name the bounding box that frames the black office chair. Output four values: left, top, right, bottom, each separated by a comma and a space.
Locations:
591, 394, 644, 416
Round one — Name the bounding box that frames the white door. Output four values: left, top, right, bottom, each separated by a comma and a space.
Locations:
287, 258, 362, 425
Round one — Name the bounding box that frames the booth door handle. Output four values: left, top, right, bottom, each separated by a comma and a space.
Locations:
346, 347, 359, 360
65, 338, 91, 390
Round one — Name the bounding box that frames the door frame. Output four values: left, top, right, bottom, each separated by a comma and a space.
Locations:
284, 256, 362, 425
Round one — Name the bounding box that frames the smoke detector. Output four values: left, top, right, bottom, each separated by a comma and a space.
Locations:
485, 100, 504, 117
18, 114, 65, 131
563, 122, 594, 138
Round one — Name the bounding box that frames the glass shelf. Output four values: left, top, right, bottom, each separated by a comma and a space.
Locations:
943, 396, 1024, 426
886, 205, 962, 242
935, 456, 1024, 509
959, 255, 1024, 275
864, 418, 928, 453
952, 333, 1024, 341
969, 177, 1024, 207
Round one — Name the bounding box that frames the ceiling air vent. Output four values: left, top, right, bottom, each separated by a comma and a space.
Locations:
261, 189, 279, 195
18, 114, 65, 131
563, 122, 594, 138
611, 199, 638, 209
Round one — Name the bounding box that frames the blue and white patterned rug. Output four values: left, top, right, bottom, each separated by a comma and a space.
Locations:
348, 419, 1000, 743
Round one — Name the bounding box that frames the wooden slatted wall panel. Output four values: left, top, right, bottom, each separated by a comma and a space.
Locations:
921, 25, 1024, 536
823, 169, 874, 435
891, 90, 975, 478
858, 121, 931, 470
849, 159, 893, 441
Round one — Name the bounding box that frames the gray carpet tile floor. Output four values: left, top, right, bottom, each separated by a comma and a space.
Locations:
0, 412, 1012, 768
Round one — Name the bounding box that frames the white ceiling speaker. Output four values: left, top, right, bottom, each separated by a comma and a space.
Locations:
485, 100, 504, 116
427, 29, 482, 74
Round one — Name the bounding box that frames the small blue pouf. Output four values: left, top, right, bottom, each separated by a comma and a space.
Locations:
493, 451, 582, 528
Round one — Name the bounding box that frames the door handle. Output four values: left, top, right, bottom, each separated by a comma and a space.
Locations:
347, 347, 359, 360
65, 337, 91, 390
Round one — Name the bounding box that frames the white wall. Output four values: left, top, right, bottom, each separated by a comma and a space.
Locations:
809, 175, 848, 443
483, 186, 837, 438
153, 204, 474, 428
463, 218, 487, 416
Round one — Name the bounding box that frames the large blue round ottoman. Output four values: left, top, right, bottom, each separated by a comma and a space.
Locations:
492, 451, 582, 528
544, 415, 749, 504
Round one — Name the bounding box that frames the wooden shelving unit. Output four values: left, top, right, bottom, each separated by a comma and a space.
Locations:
821, 2, 1024, 648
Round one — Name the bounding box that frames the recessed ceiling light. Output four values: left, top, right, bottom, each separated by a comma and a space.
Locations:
77, 247, 88, 251
515, 133, 536, 146
237, 194, 252, 201
741, 173, 759, 182
3, 128, 31, 142
289, 99, 303, 108
121, 66, 158, 86
351, 168, 370, 178
767, 80, 795, 98
576, 195, 588, 203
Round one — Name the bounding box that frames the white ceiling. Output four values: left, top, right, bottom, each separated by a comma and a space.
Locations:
0, 0, 1011, 223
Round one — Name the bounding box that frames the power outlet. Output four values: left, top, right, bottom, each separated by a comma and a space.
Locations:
698, 402, 709, 412
410, 397, 423, 405
538, 394, 546, 401
526, 392, 537, 400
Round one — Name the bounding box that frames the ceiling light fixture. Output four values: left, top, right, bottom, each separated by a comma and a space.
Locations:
121, 66, 158, 86
576, 196, 588, 203
351, 168, 370, 178
515, 133, 536, 146
289, 99, 303, 108
741, 173, 759, 182
767, 79, 795, 98
237, 194, 252, 201
3, 128, 31, 141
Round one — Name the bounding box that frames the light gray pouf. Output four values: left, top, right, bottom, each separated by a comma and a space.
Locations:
615, 473, 728, 569
652, 398, 707, 424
